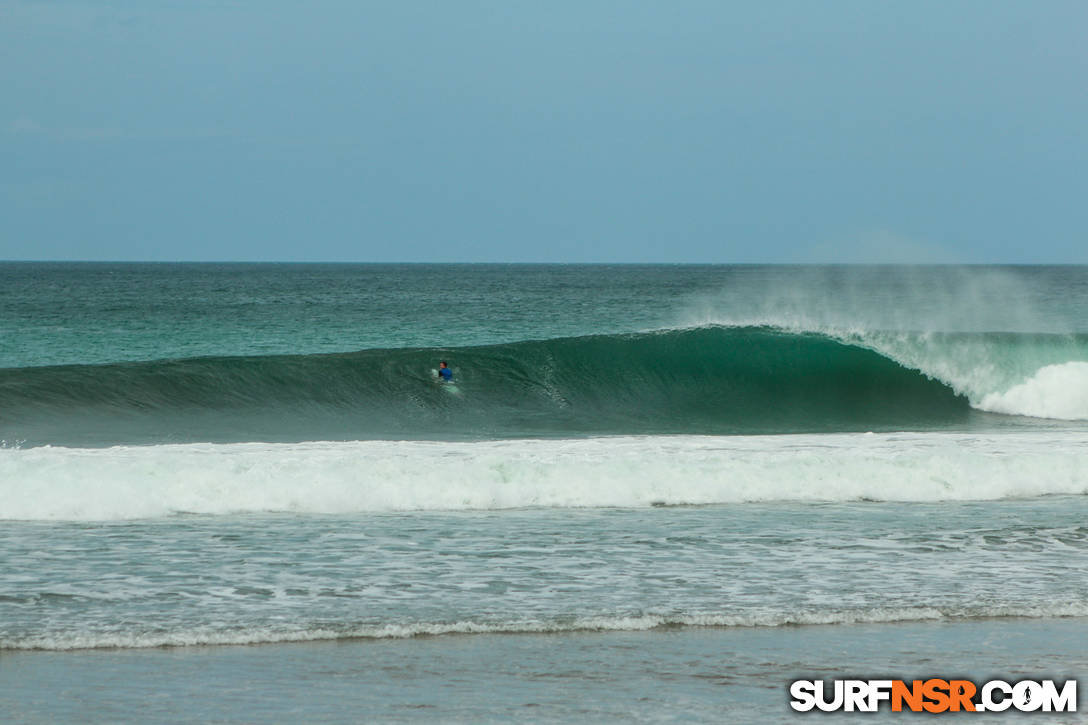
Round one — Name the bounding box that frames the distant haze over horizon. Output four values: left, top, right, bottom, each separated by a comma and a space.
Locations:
3, 1, 1086, 264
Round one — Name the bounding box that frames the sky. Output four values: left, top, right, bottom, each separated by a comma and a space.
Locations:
2, 0, 1086, 263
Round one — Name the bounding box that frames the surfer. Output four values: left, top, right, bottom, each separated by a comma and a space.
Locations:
438, 361, 452, 382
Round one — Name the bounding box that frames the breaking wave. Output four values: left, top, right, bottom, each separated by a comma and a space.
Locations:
3, 433, 1087, 520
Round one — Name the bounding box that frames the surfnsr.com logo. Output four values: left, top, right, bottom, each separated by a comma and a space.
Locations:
789, 679, 1078, 713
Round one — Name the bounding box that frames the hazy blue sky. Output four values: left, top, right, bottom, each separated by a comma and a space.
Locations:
3, 1, 1086, 262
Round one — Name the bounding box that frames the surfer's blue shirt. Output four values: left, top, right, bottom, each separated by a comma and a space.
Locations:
439, 366, 452, 381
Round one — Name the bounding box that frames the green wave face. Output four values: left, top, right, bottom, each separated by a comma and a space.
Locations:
0, 327, 984, 446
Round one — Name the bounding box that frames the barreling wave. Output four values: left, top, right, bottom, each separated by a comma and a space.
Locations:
2, 326, 1086, 445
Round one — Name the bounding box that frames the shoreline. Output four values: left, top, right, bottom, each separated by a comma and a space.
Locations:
5, 617, 1085, 724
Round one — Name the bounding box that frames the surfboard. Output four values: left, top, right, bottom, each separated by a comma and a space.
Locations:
431, 369, 459, 393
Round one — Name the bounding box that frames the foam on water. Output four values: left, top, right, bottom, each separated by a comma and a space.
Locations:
978, 361, 1088, 420
3, 433, 1087, 521
676, 266, 1088, 422
847, 332, 1088, 421
9, 603, 1088, 651
6, 325, 1088, 451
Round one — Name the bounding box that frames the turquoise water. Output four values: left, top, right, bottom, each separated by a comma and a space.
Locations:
2, 264, 1087, 722
4, 264, 1088, 446
4, 263, 1088, 369
1, 263, 693, 367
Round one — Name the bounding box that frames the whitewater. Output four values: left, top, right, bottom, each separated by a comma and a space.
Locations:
3, 264, 1086, 723
4, 432, 1088, 521
5, 325, 1088, 447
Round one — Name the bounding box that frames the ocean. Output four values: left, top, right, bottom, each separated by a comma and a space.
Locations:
2, 263, 1086, 723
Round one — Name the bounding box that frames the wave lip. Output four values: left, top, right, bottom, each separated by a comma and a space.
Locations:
4, 326, 1087, 446
0, 327, 976, 444
3, 433, 1087, 521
